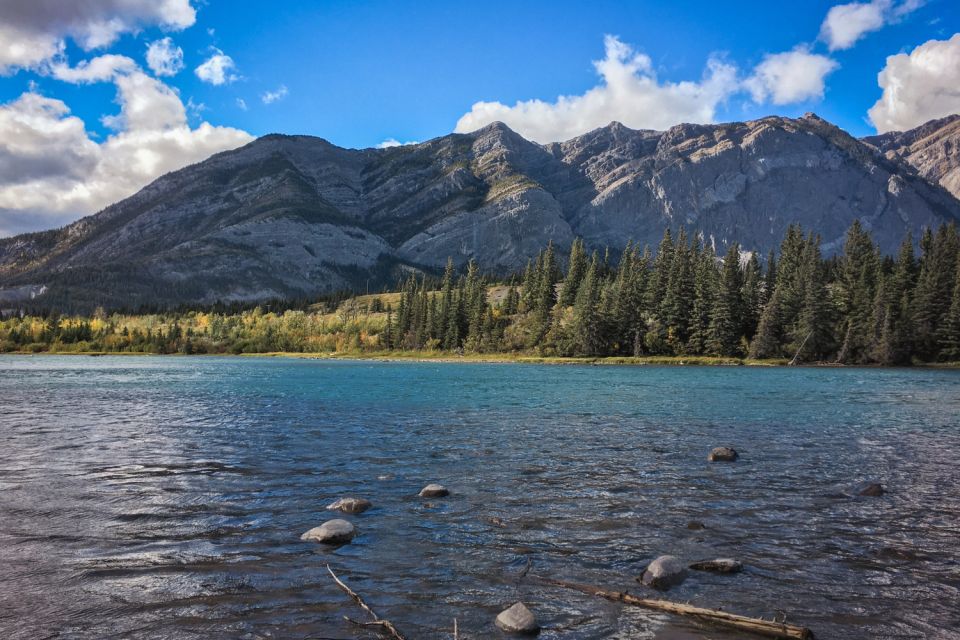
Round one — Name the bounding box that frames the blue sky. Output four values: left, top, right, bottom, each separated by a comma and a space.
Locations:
0, 0, 958, 235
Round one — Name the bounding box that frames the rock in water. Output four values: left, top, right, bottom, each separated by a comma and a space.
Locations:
300, 519, 356, 544
858, 482, 885, 497
686, 521, 706, 530
639, 555, 688, 590
689, 558, 743, 574
326, 497, 372, 514
419, 483, 449, 497
495, 602, 539, 635
708, 447, 739, 462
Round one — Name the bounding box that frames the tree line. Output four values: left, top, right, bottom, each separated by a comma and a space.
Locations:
2, 221, 959, 364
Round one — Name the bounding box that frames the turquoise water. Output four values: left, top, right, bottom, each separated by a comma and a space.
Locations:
1, 356, 959, 639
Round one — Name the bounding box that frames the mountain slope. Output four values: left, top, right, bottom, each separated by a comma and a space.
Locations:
2, 114, 959, 310
863, 114, 960, 200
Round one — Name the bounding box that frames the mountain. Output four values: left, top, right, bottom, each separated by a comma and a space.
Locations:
2, 113, 959, 311
863, 114, 960, 200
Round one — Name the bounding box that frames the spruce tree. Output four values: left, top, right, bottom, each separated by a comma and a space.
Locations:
559, 238, 587, 306
937, 254, 960, 361
707, 243, 743, 356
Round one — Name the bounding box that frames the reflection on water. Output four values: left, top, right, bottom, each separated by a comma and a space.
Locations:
1, 356, 959, 639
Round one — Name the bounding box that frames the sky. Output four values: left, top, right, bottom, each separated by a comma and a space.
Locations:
0, 0, 958, 236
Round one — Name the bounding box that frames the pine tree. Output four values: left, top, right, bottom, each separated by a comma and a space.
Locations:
749, 289, 784, 359
837, 221, 879, 364
687, 243, 718, 355
914, 224, 959, 360
570, 254, 603, 356
707, 243, 743, 356
661, 229, 694, 352
937, 254, 960, 361
559, 238, 587, 306
794, 235, 832, 362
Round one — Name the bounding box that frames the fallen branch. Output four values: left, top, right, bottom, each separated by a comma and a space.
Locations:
326, 565, 407, 640
534, 575, 814, 640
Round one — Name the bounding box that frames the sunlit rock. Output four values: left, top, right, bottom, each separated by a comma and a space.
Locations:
639, 555, 687, 590
300, 519, 356, 544
495, 602, 539, 635
326, 497, 372, 514
689, 558, 743, 574
419, 483, 449, 497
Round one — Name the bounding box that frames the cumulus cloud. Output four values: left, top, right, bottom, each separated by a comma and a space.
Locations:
48, 54, 137, 83
0, 70, 252, 236
376, 138, 418, 149
195, 49, 238, 85
868, 33, 960, 133
820, 0, 925, 51
261, 84, 288, 104
146, 37, 184, 77
455, 35, 739, 143
744, 46, 839, 105
0, 0, 196, 73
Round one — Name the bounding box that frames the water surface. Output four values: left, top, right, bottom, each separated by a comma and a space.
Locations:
1, 356, 959, 639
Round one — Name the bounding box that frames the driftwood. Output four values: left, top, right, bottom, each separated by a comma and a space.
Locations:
326, 565, 407, 640
535, 575, 814, 640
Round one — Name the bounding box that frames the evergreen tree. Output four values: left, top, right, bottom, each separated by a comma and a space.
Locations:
570, 254, 603, 356
914, 224, 959, 359
707, 243, 743, 356
937, 254, 960, 361
837, 221, 879, 364
559, 238, 587, 306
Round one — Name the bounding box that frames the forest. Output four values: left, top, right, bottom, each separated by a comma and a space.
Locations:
2, 221, 959, 365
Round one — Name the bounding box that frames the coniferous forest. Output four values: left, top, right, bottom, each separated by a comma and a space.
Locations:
3, 221, 960, 365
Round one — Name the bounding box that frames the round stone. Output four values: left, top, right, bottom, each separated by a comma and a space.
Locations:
708, 446, 739, 462
300, 518, 356, 544
326, 497, 372, 514
419, 483, 449, 498
495, 602, 539, 635
639, 554, 688, 590
689, 558, 743, 574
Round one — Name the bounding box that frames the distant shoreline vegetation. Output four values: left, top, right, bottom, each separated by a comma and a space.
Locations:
3, 221, 960, 366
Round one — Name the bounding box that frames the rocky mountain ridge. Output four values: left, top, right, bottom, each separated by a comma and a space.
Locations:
2, 112, 959, 310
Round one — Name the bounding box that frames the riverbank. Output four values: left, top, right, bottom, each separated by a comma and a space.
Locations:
7, 349, 960, 368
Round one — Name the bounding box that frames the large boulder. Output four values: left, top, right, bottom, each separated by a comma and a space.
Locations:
495, 602, 539, 635
639, 555, 688, 590
300, 519, 356, 544
707, 447, 738, 462
689, 558, 743, 574
326, 497, 372, 514
419, 483, 449, 498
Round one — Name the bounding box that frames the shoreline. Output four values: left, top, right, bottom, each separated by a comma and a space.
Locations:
5, 349, 960, 369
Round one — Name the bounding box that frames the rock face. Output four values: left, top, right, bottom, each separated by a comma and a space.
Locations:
708, 447, 739, 462
495, 602, 540, 635
3, 114, 959, 310
865, 115, 960, 199
326, 497, 372, 514
300, 519, 356, 544
639, 555, 688, 590
689, 558, 744, 574
418, 483, 449, 498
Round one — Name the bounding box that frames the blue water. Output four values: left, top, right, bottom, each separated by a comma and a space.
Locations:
1, 356, 959, 639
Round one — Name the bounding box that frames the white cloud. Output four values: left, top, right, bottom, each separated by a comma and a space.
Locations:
195, 49, 237, 85
376, 138, 418, 149
261, 84, 288, 104
48, 54, 137, 83
0, 71, 252, 236
236, 97, 248, 111
0, 0, 196, 74
744, 46, 839, 105
146, 37, 184, 77
868, 33, 960, 132
455, 35, 739, 143
820, 0, 925, 51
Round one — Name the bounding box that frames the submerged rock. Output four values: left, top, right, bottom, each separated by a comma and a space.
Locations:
326, 497, 372, 514
300, 519, 356, 544
686, 521, 707, 530
419, 483, 449, 498
689, 558, 743, 574
708, 447, 739, 462
639, 555, 688, 590
858, 482, 885, 497
495, 602, 539, 635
